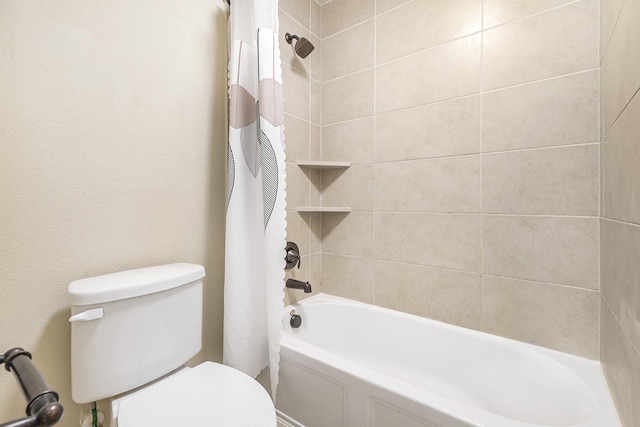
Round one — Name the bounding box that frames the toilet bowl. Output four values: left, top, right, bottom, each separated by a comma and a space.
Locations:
112, 362, 275, 426
68, 263, 275, 427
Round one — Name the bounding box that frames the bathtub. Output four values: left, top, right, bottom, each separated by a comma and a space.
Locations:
275, 294, 620, 427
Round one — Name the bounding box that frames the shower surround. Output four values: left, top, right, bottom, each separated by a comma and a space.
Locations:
282, 0, 600, 358
600, 0, 640, 425
279, 0, 640, 425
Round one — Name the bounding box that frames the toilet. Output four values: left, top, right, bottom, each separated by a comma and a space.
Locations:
68, 263, 276, 427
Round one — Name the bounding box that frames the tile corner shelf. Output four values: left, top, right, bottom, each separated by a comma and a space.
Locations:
294, 161, 351, 213
296, 207, 351, 213
296, 161, 351, 169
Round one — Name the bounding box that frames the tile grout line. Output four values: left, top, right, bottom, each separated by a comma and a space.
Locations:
602, 294, 640, 357
372, 0, 377, 306
482, 0, 583, 31
315, 0, 323, 287
320, 68, 599, 127
597, 0, 602, 316
480, 0, 485, 319
601, 0, 628, 60
318, 0, 324, 291
322, 17, 376, 42
367, 211, 601, 219
323, 64, 598, 94
601, 216, 640, 229
323, 253, 602, 293
317, 0, 324, 290
371, 141, 601, 165
308, 0, 314, 287
603, 85, 640, 138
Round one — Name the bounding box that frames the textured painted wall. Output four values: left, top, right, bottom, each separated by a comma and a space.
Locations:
0, 0, 228, 423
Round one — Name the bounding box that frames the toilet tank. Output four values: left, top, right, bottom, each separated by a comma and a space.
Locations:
68, 263, 205, 404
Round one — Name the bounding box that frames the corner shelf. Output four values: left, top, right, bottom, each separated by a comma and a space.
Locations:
296, 206, 351, 213
295, 160, 351, 214
296, 161, 351, 169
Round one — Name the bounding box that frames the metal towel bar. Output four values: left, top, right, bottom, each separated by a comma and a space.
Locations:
0, 348, 63, 427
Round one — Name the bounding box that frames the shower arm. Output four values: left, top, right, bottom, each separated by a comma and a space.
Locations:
0, 348, 64, 427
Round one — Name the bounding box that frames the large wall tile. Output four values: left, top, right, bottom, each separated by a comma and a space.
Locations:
376, 213, 482, 272
376, 0, 412, 14
279, 0, 310, 29
376, 156, 481, 213
282, 64, 309, 120
308, 212, 322, 255
375, 95, 481, 162
481, 275, 599, 359
309, 35, 322, 83
322, 69, 373, 124
322, 254, 375, 302
600, 138, 605, 217
308, 168, 322, 206
323, 20, 374, 81
310, 0, 321, 37
483, 144, 599, 216
284, 114, 310, 163
483, 0, 574, 28
323, 165, 374, 211
603, 92, 640, 224
310, 79, 322, 125
483, 215, 599, 289
602, 0, 640, 131
376, 0, 481, 64
323, 117, 374, 165
601, 300, 640, 427
601, 0, 625, 57
483, 0, 598, 90
375, 260, 482, 329
376, 35, 481, 114
323, 212, 374, 258
483, 71, 600, 152
601, 219, 640, 353
310, 124, 321, 160
286, 212, 311, 257
286, 163, 310, 209
322, 0, 374, 37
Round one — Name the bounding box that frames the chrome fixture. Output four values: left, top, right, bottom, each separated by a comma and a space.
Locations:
285, 33, 315, 58
284, 241, 301, 270
0, 347, 64, 427
286, 278, 312, 293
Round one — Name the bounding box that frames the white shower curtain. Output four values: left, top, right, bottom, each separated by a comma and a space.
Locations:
223, 0, 286, 399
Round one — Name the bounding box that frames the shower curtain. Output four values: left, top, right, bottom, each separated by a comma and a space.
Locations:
223, 0, 286, 399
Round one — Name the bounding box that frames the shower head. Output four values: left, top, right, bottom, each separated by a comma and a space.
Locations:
285, 33, 315, 58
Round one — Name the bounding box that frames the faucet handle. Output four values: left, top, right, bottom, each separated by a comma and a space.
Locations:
284, 241, 301, 270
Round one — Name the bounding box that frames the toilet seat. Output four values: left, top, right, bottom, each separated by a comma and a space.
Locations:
116, 362, 275, 427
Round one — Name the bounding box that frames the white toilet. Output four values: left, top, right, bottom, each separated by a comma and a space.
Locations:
68, 263, 276, 427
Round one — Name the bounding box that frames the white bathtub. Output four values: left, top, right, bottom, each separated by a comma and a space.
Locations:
275, 294, 620, 427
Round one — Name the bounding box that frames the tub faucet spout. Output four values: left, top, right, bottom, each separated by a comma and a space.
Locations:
286, 278, 312, 293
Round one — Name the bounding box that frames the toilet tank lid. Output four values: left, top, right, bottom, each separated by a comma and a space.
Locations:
68, 263, 205, 306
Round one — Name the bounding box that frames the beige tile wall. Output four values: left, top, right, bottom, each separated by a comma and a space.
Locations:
279, 1, 324, 304
282, 1, 601, 360
600, 0, 640, 423
315, 0, 600, 360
